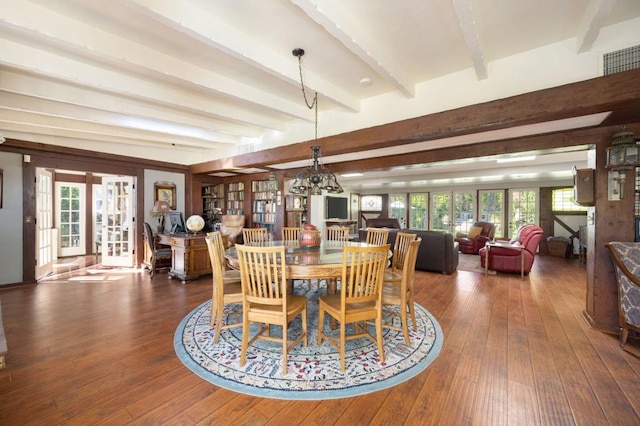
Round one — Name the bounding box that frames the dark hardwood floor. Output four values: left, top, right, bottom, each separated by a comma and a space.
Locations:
1, 256, 639, 425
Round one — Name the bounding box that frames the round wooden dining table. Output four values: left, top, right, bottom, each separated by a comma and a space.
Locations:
225, 240, 382, 294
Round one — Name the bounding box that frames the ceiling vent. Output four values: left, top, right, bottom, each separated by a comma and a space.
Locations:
603, 45, 640, 75
238, 143, 257, 155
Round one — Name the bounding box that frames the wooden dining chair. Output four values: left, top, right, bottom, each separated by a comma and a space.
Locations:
317, 244, 390, 371
205, 232, 243, 343
281, 227, 301, 242
381, 238, 421, 345
326, 226, 350, 242
384, 231, 418, 284
365, 228, 390, 246
236, 244, 308, 375
242, 227, 270, 245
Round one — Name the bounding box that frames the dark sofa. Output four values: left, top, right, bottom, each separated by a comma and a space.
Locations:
359, 228, 459, 274
365, 217, 402, 229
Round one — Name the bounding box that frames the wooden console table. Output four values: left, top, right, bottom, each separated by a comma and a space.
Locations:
157, 233, 211, 282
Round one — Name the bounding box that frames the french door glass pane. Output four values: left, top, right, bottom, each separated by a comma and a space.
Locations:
389, 194, 406, 228
509, 189, 538, 236
453, 192, 474, 235
59, 184, 82, 248
430, 193, 451, 232
479, 190, 504, 238
409, 193, 428, 230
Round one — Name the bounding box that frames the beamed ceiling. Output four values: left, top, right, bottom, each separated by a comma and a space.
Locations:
1, 1, 640, 190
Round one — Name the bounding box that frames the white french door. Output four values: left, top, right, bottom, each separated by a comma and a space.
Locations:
55, 182, 86, 257
430, 191, 475, 234
479, 190, 505, 238
35, 168, 54, 279
430, 192, 452, 232
409, 193, 428, 230
93, 184, 103, 257
508, 188, 539, 237
101, 176, 135, 267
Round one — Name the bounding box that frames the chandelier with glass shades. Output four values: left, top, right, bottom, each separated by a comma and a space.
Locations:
289, 48, 343, 196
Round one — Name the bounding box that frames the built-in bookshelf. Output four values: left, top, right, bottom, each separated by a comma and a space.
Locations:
286, 194, 307, 228
252, 180, 276, 231
202, 183, 224, 225
226, 182, 245, 215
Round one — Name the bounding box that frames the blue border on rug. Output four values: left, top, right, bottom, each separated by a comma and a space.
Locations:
174, 301, 443, 400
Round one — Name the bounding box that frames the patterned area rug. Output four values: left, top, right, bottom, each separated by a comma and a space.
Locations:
174, 283, 443, 400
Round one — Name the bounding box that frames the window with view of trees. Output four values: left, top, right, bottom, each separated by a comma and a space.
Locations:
509, 189, 538, 236
409, 193, 428, 229
389, 194, 406, 228
552, 187, 588, 211
430, 192, 451, 232
453, 192, 474, 235
479, 190, 504, 237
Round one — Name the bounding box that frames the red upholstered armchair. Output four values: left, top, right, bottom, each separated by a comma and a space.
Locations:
479, 224, 543, 274
455, 221, 496, 254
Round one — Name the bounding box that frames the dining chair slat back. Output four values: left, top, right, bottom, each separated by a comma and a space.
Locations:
317, 244, 390, 371
365, 228, 390, 246
381, 238, 421, 345
281, 227, 301, 242
384, 231, 418, 285
235, 244, 307, 375
327, 226, 350, 242
242, 227, 270, 245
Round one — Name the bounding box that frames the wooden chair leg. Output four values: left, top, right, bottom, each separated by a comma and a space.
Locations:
376, 316, 385, 364
282, 323, 288, 375
400, 307, 410, 345
620, 327, 630, 347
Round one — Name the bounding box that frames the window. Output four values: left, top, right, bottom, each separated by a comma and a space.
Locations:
361, 195, 382, 211
509, 189, 538, 236
389, 194, 406, 227
552, 188, 588, 212
453, 192, 474, 235
479, 190, 504, 238
409, 193, 428, 230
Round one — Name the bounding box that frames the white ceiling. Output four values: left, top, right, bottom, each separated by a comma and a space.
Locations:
1, 0, 640, 190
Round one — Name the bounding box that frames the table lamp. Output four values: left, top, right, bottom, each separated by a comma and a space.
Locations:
150, 200, 172, 232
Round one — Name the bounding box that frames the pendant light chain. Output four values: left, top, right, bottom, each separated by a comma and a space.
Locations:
296, 54, 318, 140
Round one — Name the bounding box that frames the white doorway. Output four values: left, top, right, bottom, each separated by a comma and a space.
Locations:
101, 176, 135, 267
55, 182, 86, 257
35, 168, 54, 280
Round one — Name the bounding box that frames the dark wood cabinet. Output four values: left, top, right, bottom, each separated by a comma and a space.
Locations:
157, 233, 211, 282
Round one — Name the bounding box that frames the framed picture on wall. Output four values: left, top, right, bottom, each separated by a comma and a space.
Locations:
155, 182, 176, 210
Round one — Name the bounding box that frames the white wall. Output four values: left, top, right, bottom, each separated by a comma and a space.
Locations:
144, 169, 186, 233
0, 152, 24, 285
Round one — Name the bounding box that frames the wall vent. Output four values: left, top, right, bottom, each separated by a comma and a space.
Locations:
603, 45, 640, 75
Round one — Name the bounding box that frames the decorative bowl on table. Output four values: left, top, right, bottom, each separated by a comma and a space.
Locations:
298, 224, 321, 249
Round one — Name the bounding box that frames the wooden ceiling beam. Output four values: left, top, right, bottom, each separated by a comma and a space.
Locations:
189, 68, 640, 175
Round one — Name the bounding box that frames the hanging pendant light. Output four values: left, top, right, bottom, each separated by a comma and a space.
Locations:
289, 48, 343, 195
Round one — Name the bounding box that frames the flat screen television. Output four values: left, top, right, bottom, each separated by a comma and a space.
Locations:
325, 196, 348, 220
168, 211, 185, 233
